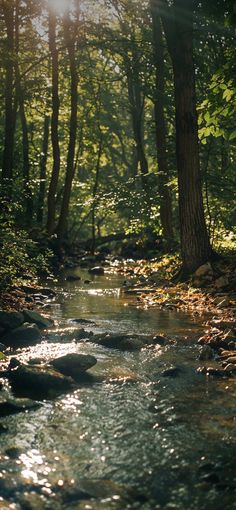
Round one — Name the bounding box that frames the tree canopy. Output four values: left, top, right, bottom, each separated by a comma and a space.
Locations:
0, 0, 235, 283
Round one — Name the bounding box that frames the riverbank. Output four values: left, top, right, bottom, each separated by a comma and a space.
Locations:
1, 252, 235, 376
114, 254, 236, 376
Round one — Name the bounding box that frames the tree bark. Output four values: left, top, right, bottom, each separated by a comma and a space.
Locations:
14, 0, 32, 222
56, 13, 78, 241
156, 0, 212, 274
37, 115, 50, 224
91, 132, 103, 254
46, 9, 60, 235
150, 2, 173, 246
1, 0, 17, 193
125, 53, 149, 185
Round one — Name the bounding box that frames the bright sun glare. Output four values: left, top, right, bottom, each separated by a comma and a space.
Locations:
48, 0, 70, 14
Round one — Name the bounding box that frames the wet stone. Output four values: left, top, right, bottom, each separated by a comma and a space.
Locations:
0, 311, 24, 331
90, 333, 163, 351
5, 446, 23, 459
22, 309, 54, 329
71, 318, 96, 325
0, 396, 40, 417
9, 364, 75, 399
49, 353, 97, 380
1, 323, 42, 348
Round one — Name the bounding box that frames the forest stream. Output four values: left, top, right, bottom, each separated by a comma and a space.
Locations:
0, 269, 235, 510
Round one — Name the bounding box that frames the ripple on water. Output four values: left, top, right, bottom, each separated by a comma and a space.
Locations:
0, 271, 235, 509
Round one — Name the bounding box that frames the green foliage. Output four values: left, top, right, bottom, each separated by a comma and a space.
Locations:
0, 208, 53, 289
0, 0, 235, 265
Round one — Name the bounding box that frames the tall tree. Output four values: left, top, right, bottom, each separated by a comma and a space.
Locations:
47, 8, 61, 235
150, 1, 173, 245
56, 7, 78, 240
154, 0, 212, 274
37, 115, 50, 224
1, 0, 16, 192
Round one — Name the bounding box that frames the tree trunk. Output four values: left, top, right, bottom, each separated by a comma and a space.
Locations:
150, 2, 173, 246
14, 0, 33, 222
156, 0, 212, 274
124, 50, 149, 185
56, 13, 78, 241
37, 115, 50, 224
46, 9, 60, 235
91, 132, 103, 254
1, 1, 16, 193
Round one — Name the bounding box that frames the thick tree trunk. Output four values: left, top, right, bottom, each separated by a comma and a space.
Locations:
150, 3, 173, 245
47, 10, 60, 235
156, 0, 212, 274
1, 1, 16, 192
37, 115, 50, 224
56, 14, 78, 241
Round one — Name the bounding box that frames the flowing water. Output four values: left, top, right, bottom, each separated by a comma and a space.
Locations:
0, 269, 235, 509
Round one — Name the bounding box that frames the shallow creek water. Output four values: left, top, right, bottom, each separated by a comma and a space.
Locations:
0, 270, 235, 509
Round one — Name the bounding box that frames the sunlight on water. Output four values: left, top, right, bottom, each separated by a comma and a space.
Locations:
0, 270, 235, 509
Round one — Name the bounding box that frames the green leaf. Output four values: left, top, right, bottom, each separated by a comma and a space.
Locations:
229, 130, 236, 141
223, 89, 233, 102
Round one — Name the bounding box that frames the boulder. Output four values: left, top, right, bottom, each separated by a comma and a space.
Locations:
0, 396, 40, 417
49, 353, 97, 380
90, 333, 160, 351
9, 364, 75, 398
22, 309, 53, 329
195, 262, 213, 278
88, 266, 105, 275
1, 323, 41, 348
0, 311, 24, 331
